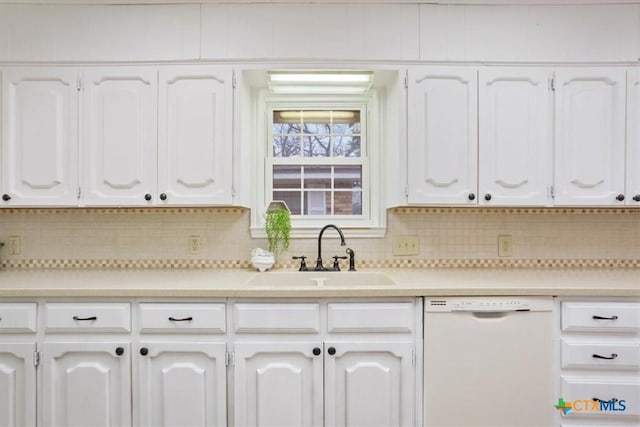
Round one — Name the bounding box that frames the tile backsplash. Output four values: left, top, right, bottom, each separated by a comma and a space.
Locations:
0, 207, 638, 269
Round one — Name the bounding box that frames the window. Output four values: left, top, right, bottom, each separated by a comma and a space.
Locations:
270, 109, 365, 217
246, 69, 394, 238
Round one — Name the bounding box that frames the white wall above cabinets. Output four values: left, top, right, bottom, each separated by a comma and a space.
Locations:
554, 68, 627, 206
419, 3, 640, 63
1, 65, 235, 207
0, 4, 200, 62
1, 68, 79, 206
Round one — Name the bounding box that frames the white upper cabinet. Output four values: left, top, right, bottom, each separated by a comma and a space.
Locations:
478, 68, 553, 206
627, 67, 640, 206
158, 66, 233, 205
82, 68, 158, 206
554, 68, 627, 206
407, 67, 478, 205
1, 68, 79, 206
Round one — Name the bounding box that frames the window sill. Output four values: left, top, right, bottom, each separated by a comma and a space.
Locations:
251, 225, 387, 239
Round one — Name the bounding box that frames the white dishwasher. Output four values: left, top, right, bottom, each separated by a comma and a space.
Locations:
424, 296, 554, 427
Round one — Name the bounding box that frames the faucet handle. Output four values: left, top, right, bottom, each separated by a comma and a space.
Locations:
292, 255, 308, 271
332, 255, 348, 271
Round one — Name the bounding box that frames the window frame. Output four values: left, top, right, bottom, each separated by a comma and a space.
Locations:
250, 89, 387, 238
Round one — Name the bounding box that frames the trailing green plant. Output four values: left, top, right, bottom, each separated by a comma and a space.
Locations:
265, 208, 291, 259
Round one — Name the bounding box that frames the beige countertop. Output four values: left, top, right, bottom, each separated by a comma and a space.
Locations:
0, 267, 638, 298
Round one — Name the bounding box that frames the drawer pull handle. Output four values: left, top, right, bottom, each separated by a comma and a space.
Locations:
592, 315, 618, 320
73, 316, 97, 321
169, 316, 193, 322
593, 353, 618, 360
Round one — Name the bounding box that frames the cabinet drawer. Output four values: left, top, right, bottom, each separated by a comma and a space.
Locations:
562, 339, 640, 370
139, 303, 226, 333
44, 303, 130, 332
0, 303, 37, 333
234, 303, 320, 333
562, 302, 640, 333
561, 376, 640, 416
327, 302, 414, 333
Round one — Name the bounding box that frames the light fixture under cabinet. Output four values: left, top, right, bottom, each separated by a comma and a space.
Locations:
267, 70, 373, 94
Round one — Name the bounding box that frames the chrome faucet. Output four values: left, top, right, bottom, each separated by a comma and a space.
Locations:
315, 224, 346, 271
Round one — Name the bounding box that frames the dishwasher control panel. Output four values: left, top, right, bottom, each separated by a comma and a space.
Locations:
425, 297, 552, 312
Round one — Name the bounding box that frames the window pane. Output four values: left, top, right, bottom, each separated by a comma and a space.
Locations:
304, 191, 330, 215
273, 165, 302, 189
334, 190, 362, 215
273, 122, 302, 134
273, 191, 302, 215
303, 166, 331, 189
333, 135, 361, 157
273, 135, 301, 157
303, 135, 331, 157
334, 166, 362, 189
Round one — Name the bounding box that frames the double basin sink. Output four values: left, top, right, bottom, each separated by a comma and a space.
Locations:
247, 271, 396, 288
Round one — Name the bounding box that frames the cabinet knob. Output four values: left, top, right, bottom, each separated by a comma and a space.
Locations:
2, 194, 10, 202
633, 195, 640, 202
160, 193, 167, 201
468, 193, 476, 201
144, 193, 152, 201
616, 194, 625, 202
327, 347, 336, 356
484, 193, 492, 201
140, 347, 149, 356
312, 347, 321, 356
115, 347, 125, 356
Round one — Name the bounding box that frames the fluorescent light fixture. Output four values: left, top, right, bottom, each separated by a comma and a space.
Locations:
268, 70, 373, 94
278, 111, 356, 121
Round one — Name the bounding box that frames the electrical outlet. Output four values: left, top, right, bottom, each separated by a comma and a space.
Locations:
8, 236, 21, 256
392, 236, 420, 256
188, 235, 201, 255
497, 235, 513, 257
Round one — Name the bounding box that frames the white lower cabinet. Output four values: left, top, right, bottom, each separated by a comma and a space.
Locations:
137, 342, 227, 427
232, 300, 420, 427
558, 299, 640, 426
0, 302, 38, 427
324, 341, 414, 427
234, 341, 324, 427
42, 341, 132, 427
0, 342, 37, 427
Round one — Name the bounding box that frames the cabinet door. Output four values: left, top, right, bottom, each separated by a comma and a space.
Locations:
0, 342, 36, 427
42, 341, 131, 427
137, 342, 227, 427
479, 68, 553, 206
1, 68, 79, 206
407, 67, 478, 205
233, 342, 323, 427
82, 68, 158, 206
627, 67, 640, 205
554, 68, 626, 206
158, 66, 233, 205
324, 341, 414, 427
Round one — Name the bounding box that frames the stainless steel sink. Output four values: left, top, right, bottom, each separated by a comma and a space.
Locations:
247, 271, 395, 287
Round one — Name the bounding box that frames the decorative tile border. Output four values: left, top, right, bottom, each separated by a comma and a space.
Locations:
1, 207, 638, 216
0, 207, 248, 215
2, 258, 638, 270
390, 207, 640, 215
